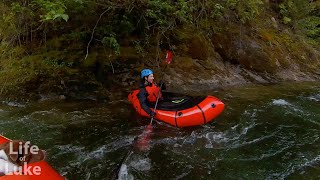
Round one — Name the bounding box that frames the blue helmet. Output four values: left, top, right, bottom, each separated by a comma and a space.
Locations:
141, 69, 153, 78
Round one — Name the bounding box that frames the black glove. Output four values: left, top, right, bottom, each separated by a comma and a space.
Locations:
157, 80, 163, 86
158, 80, 166, 90
150, 111, 156, 117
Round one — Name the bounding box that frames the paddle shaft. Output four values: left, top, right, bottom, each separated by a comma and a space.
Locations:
150, 83, 163, 124
116, 51, 172, 178
150, 65, 168, 124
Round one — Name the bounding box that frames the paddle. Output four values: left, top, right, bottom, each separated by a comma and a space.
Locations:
149, 50, 173, 125
116, 50, 173, 179
133, 50, 173, 151
136, 50, 173, 151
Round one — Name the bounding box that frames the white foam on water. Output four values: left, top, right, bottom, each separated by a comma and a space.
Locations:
238, 145, 290, 162
85, 171, 91, 180
272, 99, 291, 106
117, 153, 150, 179
203, 131, 235, 149
173, 143, 181, 148
201, 114, 260, 149
30, 110, 57, 115
87, 145, 108, 159
243, 108, 260, 118
52, 144, 87, 174
175, 169, 192, 180
154, 137, 177, 146
239, 122, 258, 138
271, 99, 305, 114
55, 140, 137, 177
234, 130, 279, 151
271, 98, 320, 126
57, 144, 85, 155
84, 136, 134, 161
205, 132, 229, 143
204, 132, 229, 149
118, 164, 134, 180
129, 156, 151, 171
306, 94, 320, 102
240, 126, 250, 136
2, 101, 26, 107
181, 134, 197, 145
205, 143, 214, 148
231, 124, 239, 130
268, 155, 320, 179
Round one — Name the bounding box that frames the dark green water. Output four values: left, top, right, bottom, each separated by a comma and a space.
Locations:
0, 82, 319, 179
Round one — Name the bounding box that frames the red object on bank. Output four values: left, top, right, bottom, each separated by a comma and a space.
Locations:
165, 50, 173, 64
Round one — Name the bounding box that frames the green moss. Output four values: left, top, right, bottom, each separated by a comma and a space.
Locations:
188, 36, 209, 60
257, 29, 278, 45
173, 57, 194, 69
1, 1, 320, 100
0, 46, 80, 97
173, 27, 193, 42
0, 45, 25, 60
119, 47, 140, 61
82, 52, 98, 67
173, 27, 210, 60
270, 31, 320, 70
46, 37, 63, 49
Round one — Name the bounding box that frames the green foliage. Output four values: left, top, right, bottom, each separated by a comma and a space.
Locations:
0, 4, 16, 41
102, 34, 120, 55
0, 47, 74, 96
278, 0, 319, 46
279, 0, 315, 25
226, 0, 264, 23
0, 0, 320, 98
211, 3, 225, 19
279, 3, 291, 24
146, 0, 175, 27
0, 0, 266, 49
298, 16, 320, 38
33, 0, 69, 22
298, 16, 320, 45
133, 41, 146, 57
117, 15, 135, 36
174, 0, 192, 23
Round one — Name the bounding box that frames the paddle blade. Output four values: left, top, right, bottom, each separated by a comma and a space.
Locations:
136, 124, 153, 151
165, 50, 173, 64
146, 124, 153, 132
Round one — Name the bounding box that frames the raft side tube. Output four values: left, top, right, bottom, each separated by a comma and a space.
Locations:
198, 96, 225, 124
176, 106, 205, 127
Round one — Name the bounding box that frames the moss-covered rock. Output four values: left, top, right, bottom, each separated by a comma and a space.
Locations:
173, 27, 210, 60
1, 1, 320, 101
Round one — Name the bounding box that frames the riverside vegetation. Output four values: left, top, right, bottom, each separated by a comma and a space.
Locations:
0, 0, 319, 101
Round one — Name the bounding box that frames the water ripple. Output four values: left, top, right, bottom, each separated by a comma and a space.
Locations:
268, 155, 320, 179
306, 94, 320, 102
271, 99, 320, 126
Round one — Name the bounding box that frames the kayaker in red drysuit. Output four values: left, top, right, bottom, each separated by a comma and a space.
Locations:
138, 69, 165, 118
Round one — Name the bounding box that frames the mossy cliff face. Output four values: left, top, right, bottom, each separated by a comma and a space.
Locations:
152, 25, 320, 92
1, 1, 320, 101
1, 25, 319, 101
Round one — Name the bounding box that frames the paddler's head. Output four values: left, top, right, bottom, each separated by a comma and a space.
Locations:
141, 69, 154, 85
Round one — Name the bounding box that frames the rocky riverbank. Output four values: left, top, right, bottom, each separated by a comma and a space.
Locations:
1, 1, 319, 103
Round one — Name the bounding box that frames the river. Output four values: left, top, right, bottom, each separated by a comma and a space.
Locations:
0, 82, 319, 179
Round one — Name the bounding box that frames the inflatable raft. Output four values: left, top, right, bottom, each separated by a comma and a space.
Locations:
0, 135, 64, 180
128, 91, 225, 127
